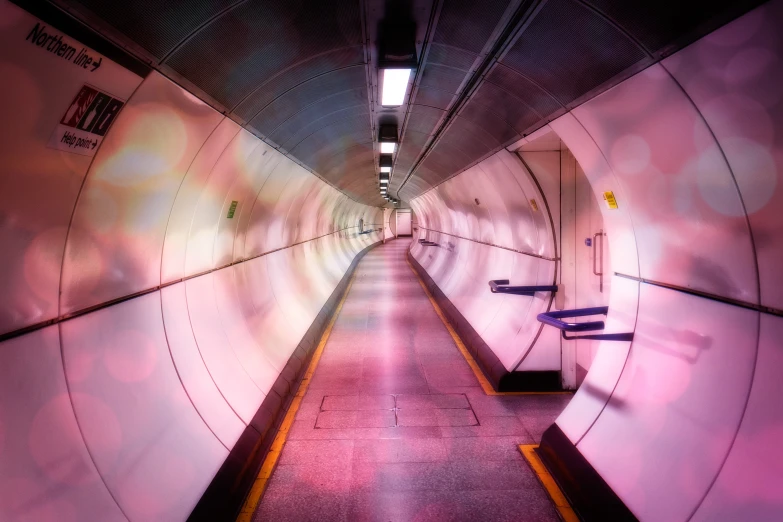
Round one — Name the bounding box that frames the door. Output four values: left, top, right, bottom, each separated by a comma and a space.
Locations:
396, 210, 412, 236
561, 148, 611, 389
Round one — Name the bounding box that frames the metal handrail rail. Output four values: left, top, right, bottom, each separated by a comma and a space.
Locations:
537, 307, 634, 341
488, 280, 558, 296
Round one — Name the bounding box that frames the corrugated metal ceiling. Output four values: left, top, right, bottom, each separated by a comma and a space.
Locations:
52, 0, 763, 205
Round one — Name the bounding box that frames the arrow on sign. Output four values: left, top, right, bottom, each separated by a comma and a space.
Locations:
91, 57, 102, 72
92, 140, 97, 149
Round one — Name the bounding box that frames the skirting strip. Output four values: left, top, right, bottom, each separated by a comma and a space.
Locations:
537, 424, 638, 521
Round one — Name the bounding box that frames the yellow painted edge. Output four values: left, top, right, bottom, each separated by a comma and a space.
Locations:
236, 271, 358, 522
519, 444, 580, 522
406, 256, 569, 396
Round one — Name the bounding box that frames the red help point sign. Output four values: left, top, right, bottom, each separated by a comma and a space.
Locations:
48, 84, 125, 156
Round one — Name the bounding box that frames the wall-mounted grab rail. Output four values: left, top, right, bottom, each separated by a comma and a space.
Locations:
592, 229, 605, 292
537, 307, 634, 341
488, 280, 558, 296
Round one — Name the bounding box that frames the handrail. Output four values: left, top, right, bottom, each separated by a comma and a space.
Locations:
488, 280, 558, 296
593, 230, 604, 292
537, 307, 634, 341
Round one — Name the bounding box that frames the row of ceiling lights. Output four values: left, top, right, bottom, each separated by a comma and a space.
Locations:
379, 124, 395, 202
376, 15, 417, 205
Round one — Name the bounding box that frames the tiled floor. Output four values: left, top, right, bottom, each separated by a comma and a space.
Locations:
253, 239, 571, 521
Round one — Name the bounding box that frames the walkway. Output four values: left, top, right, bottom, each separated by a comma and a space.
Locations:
253, 239, 570, 521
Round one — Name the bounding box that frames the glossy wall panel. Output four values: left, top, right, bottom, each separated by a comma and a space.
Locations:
691, 314, 783, 521
0, 50, 380, 520
161, 118, 241, 284
571, 64, 757, 303
0, 0, 144, 334
185, 128, 260, 276
60, 293, 228, 521
662, 0, 783, 311
61, 72, 224, 314
409, 149, 561, 373
0, 327, 126, 522
554, 275, 638, 443
543, 3, 781, 520
160, 283, 245, 448
577, 285, 757, 521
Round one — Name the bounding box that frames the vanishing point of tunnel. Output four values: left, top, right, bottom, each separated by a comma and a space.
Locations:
1, 0, 782, 521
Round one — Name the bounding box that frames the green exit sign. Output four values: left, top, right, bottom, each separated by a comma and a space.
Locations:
227, 200, 238, 219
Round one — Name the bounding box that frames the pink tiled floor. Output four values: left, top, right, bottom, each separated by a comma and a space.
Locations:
253, 239, 570, 521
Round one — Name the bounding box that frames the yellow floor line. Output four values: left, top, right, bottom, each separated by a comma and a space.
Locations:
236, 272, 357, 522
519, 444, 579, 522
406, 256, 569, 396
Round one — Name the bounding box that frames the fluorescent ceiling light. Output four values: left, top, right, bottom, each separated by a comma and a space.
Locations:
380, 142, 396, 154
380, 166, 391, 173
381, 68, 412, 106
380, 179, 389, 185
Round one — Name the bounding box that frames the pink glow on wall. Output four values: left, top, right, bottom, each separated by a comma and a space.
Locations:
0, 0, 143, 336
0, 55, 381, 519
541, 2, 783, 520
409, 149, 561, 372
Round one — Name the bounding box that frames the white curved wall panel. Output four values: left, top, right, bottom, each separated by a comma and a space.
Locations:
185, 128, 259, 276
60, 293, 228, 521
266, 248, 317, 342
244, 158, 298, 257
577, 285, 757, 521
554, 275, 638, 443
383, 208, 393, 238
212, 267, 281, 387
160, 283, 245, 448
297, 183, 332, 241
505, 151, 558, 259
61, 72, 223, 315
280, 175, 320, 247
510, 258, 559, 371
691, 314, 783, 521
480, 255, 537, 368
409, 149, 560, 372
542, 3, 781, 519
572, 65, 758, 302
215, 140, 279, 266
0, 58, 380, 521
478, 155, 530, 251
238, 258, 302, 372
662, 1, 783, 311
0, 0, 144, 334
0, 327, 126, 522
162, 118, 241, 284
185, 272, 266, 424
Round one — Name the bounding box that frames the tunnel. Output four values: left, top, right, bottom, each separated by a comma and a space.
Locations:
1, 0, 782, 520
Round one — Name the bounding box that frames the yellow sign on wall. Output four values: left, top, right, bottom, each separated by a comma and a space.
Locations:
603, 191, 618, 209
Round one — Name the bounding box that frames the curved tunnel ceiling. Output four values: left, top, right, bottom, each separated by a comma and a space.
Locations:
51, 0, 763, 205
